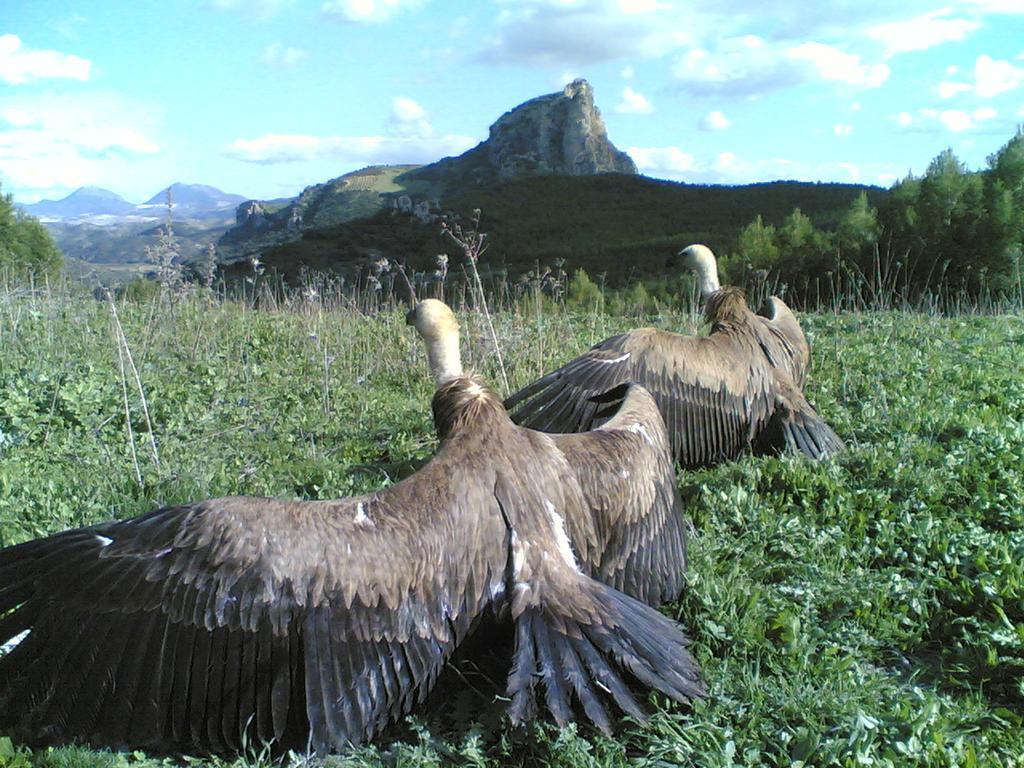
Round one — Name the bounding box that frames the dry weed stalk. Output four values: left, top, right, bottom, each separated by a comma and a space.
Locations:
442, 208, 510, 394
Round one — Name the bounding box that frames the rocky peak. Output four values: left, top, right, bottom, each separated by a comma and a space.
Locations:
235, 200, 268, 229
406, 79, 636, 185
488, 78, 636, 179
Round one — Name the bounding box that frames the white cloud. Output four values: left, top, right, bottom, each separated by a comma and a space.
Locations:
673, 37, 800, 97
321, 0, 423, 23
834, 123, 853, 138
937, 55, 1024, 100
392, 96, 427, 122
629, 143, 900, 184
897, 111, 913, 126
616, 86, 653, 114
262, 43, 308, 68
0, 93, 161, 198
974, 54, 1024, 98
627, 145, 695, 175
621, 65, 635, 79
867, 10, 979, 57
0, 34, 91, 85
699, 110, 731, 130
960, 0, 1024, 13
938, 80, 972, 98
479, 0, 687, 67
673, 36, 888, 97
2, 108, 35, 128
915, 106, 999, 132
390, 96, 433, 136
786, 42, 889, 88
839, 162, 860, 181
939, 110, 977, 132
224, 131, 477, 165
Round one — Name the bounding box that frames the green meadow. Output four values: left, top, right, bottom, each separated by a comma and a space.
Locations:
0, 287, 1021, 767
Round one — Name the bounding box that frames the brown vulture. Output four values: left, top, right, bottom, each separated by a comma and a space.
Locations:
505, 244, 844, 468
0, 299, 701, 755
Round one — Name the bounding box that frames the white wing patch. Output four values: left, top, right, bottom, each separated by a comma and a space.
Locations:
544, 499, 582, 574
596, 352, 631, 364
1, 629, 30, 655
353, 501, 374, 527
95, 534, 113, 547
628, 421, 656, 447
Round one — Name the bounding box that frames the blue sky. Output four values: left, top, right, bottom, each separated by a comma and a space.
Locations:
3, 0, 1024, 204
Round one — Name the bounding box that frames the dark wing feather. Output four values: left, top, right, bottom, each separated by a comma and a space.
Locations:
754, 383, 846, 460
506, 327, 776, 468
548, 384, 688, 607
0, 442, 509, 754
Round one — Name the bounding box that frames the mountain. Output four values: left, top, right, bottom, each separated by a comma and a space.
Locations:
22, 187, 136, 221
141, 183, 248, 219
404, 78, 636, 186
17, 182, 250, 272
217, 79, 635, 261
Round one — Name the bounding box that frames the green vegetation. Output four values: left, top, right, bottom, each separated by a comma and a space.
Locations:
243, 174, 883, 288
727, 130, 1024, 305
0, 285, 1022, 767
0, 184, 62, 281
223, 127, 1024, 313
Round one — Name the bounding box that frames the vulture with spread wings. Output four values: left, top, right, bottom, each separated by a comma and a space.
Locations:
506, 244, 844, 468
0, 300, 699, 755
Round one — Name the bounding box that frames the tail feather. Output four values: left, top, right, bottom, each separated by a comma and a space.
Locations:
781, 408, 845, 459
506, 578, 703, 732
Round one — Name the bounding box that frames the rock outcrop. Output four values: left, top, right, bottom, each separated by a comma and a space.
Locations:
235, 200, 269, 229
406, 79, 635, 185
488, 79, 637, 178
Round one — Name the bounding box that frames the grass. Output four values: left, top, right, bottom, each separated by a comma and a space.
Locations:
0, 285, 1022, 767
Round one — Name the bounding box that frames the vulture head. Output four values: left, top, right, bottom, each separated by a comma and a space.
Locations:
407, 299, 463, 386
676, 243, 721, 300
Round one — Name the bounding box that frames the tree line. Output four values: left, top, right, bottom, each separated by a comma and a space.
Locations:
0, 184, 63, 282
727, 128, 1024, 304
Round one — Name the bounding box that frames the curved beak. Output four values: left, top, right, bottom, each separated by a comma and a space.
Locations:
405, 307, 417, 326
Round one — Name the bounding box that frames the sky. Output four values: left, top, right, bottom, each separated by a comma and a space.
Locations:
2, 0, 1024, 204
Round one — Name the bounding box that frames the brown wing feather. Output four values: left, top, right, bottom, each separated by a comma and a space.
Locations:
753, 379, 846, 460
506, 326, 777, 468
0, 443, 508, 753
2, 381, 706, 752
548, 384, 688, 607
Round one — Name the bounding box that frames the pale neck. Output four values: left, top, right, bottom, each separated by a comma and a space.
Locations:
426, 333, 463, 386
692, 256, 721, 300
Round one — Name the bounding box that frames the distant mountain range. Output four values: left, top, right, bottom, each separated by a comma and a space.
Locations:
21, 183, 247, 225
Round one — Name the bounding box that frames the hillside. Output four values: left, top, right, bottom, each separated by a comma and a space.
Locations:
236, 174, 885, 286
50, 217, 234, 266
217, 79, 638, 265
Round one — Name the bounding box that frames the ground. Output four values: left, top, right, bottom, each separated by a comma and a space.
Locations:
0, 288, 1021, 767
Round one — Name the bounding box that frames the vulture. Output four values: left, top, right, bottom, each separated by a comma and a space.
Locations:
505, 244, 844, 468
0, 299, 701, 756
